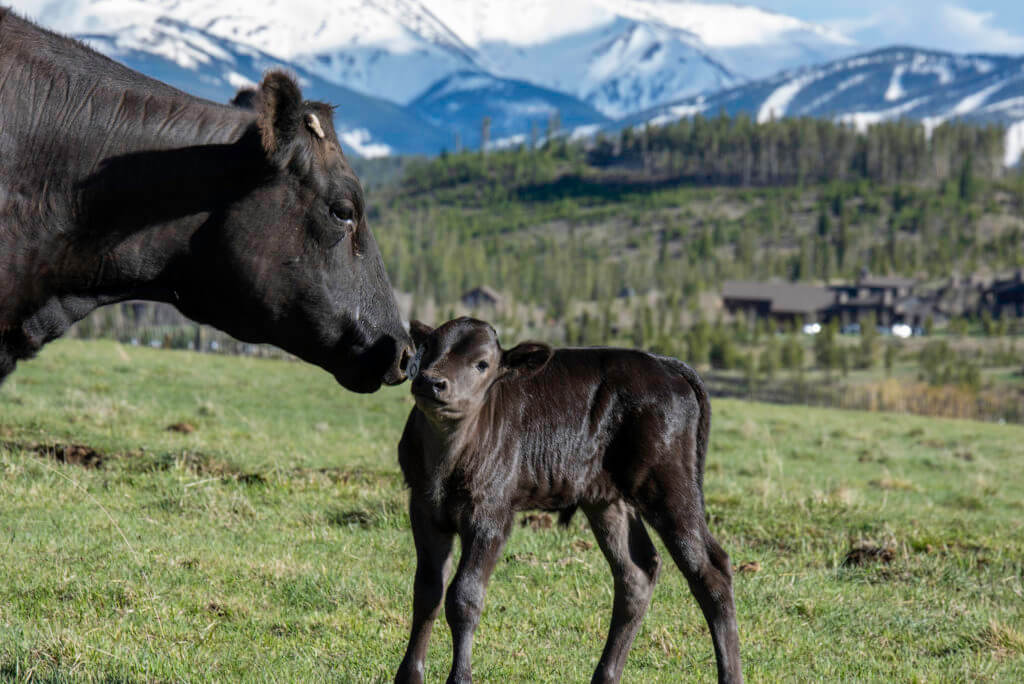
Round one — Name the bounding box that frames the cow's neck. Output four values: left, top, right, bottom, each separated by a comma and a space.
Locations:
0, 45, 264, 370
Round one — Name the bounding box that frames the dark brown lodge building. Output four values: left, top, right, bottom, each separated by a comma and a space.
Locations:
981, 270, 1024, 319
723, 274, 927, 328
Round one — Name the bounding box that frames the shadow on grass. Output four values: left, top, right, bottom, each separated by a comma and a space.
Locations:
325, 499, 406, 529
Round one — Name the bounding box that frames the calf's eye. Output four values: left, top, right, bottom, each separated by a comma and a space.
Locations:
476, 361, 489, 372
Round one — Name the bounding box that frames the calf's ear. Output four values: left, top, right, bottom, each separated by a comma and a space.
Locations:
502, 342, 553, 376
409, 320, 434, 348
257, 71, 304, 161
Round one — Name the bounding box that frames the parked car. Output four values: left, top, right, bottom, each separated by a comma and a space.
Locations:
840, 323, 861, 335
891, 323, 913, 339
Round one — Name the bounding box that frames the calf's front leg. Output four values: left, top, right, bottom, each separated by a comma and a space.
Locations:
445, 516, 512, 684
396, 497, 454, 684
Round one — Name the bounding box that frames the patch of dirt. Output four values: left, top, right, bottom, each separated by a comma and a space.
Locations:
842, 542, 896, 567
521, 512, 554, 531
12, 441, 108, 469
955, 450, 974, 461
166, 422, 196, 434
236, 472, 267, 486
736, 561, 762, 574
206, 601, 229, 618
571, 539, 594, 552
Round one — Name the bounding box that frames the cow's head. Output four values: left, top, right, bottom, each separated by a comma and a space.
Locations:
183, 72, 411, 392
408, 317, 552, 421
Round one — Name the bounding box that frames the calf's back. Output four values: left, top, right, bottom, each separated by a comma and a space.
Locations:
400, 347, 708, 519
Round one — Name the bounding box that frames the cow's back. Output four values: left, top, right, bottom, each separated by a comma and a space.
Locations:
0, 10, 187, 101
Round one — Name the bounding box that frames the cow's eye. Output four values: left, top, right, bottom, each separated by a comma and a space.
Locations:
329, 203, 356, 227
476, 360, 489, 372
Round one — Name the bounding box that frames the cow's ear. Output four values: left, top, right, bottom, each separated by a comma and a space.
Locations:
502, 342, 553, 376
409, 320, 434, 348
231, 87, 260, 110
256, 71, 304, 160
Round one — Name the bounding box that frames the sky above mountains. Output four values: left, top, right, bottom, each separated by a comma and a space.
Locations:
14, 1, 1023, 57
743, 1, 1024, 54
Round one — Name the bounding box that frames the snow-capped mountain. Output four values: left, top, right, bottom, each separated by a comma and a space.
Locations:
12, 0, 855, 118
8, 2, 1024, 163
10, 5, 454, 157
410, 71, 610, 149
623, 47, 1024, 165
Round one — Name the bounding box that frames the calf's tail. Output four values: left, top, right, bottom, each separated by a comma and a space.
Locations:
659, 356, 711, 510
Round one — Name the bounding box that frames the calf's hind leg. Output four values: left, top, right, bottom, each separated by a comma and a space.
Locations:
641, 484, 743, 684
395, 498, 454, 684
584, 500, 662, 684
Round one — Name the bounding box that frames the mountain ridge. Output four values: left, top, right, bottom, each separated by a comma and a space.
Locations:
617, 45, 1024, 165
7, 2, 1024, 161
14, 0, 855, 115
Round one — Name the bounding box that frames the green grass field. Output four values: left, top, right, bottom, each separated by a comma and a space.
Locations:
1, 340, 1022, 682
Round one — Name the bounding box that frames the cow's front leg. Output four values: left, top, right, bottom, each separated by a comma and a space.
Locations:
445, 515, 512, 684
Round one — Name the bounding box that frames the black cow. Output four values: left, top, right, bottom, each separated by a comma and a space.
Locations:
0, 10, 411, 392
395, 318, 742, 684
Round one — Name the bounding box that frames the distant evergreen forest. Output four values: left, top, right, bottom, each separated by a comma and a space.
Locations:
374, 115, 1022, 323
75, 114, 1024, 352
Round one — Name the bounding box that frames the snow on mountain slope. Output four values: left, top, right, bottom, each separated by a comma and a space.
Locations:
622, 47, 1024, 165
472, 16, 738, 118
406, 1, 853, 115
606, 1, 853, 78
58, 15, 454, 157
410, 71, 610, 149
14, 0, 478, 105
11, 0, 855, 117
1006, 121, 1024, 167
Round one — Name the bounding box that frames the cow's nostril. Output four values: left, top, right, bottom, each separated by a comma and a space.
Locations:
434, 378, 448, 393
398, 346, 414, 373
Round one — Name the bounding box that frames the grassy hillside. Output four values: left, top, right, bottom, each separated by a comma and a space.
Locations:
1, 342, 1022, 681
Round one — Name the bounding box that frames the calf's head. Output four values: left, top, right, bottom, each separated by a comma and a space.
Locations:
408, 318, 552, 422
185, 73, 412, 392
